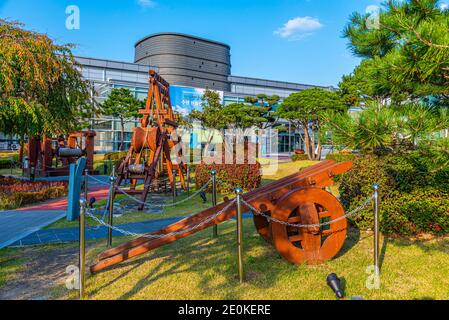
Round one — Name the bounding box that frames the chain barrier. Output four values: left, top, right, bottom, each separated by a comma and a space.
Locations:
241, 197, 374, 228
87, 174, 212, 208
84, 198, 237, 240
115, 179, 211, 208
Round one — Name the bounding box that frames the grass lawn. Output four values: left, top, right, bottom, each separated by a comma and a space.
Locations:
1, 159, 448, 300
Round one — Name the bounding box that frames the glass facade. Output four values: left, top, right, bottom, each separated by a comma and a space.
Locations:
75, 56, 322, 155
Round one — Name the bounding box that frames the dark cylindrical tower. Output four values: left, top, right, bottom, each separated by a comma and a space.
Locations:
134, 33, 231, 91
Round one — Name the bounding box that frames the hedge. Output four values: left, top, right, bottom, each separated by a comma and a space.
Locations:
0, 177, 68, 210
104, 151, 128, 161
195, 162, 262, 194
292, 154, 309, 162
325, 153, 358, 162
339, 153, 449, 236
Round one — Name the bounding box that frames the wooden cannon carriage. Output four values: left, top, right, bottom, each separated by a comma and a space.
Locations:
113, 71, 187, 211
28, 131, 96, 177
90, 160, 353, 273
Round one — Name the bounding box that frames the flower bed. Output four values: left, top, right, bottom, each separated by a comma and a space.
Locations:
0, 176, 68, 210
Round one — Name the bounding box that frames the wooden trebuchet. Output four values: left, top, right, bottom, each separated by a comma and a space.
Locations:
113, 71, 187, 211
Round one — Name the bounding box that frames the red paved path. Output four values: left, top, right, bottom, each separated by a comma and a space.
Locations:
16, 187, 110, 212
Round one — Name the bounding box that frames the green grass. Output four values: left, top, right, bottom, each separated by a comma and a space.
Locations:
2, 221, 449, 300
0, 248, 26, 288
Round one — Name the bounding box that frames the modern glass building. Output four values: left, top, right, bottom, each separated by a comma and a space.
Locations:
74, 33, 336, 155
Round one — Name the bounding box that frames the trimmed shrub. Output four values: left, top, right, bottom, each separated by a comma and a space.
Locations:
340, 153, 449, 236
104, 151, 128, 161
326, 153, 358, 163
195, 162, 262, 194
0, 176, 68, 210
292, 154, 309, 162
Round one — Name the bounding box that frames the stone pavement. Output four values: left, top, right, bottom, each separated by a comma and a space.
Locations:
0, 210, 66, 249
8, 213, 254, 247
0, 176, 111, 249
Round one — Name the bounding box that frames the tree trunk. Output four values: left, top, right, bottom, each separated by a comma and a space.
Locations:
120, 118, 125, 151
18, 133, 25, 166
302, 122, 313, 161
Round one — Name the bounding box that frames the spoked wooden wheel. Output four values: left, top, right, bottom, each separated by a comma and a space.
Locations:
270, 188, 347, 265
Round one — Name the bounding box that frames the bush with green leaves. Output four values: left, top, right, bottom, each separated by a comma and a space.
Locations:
195, 162, 262, 195
340, 151, 449, 236
291, 154, 309, 162
325, 153, 358, 163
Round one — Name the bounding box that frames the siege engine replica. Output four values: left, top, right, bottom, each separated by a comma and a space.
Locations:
113, 70, 187, 211
28, 131, 96, 177
91, 160, 353, 273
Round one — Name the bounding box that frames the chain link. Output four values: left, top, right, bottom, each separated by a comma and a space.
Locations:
84, 199, 237, 240
241, 197, 374, 228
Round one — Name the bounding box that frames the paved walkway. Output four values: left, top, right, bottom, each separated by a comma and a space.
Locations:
8, 213, 254, 247
0, 176, 110, 249
0, 210, 66, 249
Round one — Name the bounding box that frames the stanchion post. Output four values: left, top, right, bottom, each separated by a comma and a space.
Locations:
84, 169, 89, 202
79, 198, 87, 300
211, 170, 218, 238
373, 184, 380, 276
235, 188, 245, 283
186, 167, 191, 197
172, 169, 177, 203
107, 175, 116, 247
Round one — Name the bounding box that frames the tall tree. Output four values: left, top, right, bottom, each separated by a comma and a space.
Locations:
343, 0, 449, 101
0, 19, 91, 161
277, 88, 346, 161
101, 88, 143, 151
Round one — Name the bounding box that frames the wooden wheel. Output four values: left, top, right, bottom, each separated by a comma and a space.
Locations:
270, 188, 347, 265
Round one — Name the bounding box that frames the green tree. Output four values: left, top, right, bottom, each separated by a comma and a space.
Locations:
325, 102, 449, 154
343, 0, 449, 101
0, 19, 91, 161
277, 88, 346, 160
101, 88, 143, 151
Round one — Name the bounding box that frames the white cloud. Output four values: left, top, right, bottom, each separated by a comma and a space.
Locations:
137, 0, 156, 8
440, 2, 448, 11
274, 16, 323, 40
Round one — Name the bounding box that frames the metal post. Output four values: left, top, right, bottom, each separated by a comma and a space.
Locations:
211, 171, 218, 238
84, 169, 89, 202
373, 184, 380, 276
186, 167, 191, 197
107, 175, 116, 247
79, 198, 87, 300
172, 169, 177, 203
235, 188, 245, 283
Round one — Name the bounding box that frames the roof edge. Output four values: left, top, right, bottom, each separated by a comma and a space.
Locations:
135, 32, 231, 49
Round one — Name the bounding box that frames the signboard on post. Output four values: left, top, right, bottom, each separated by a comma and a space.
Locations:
67, 157, 86, 221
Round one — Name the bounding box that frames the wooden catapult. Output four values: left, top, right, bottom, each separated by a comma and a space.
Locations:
113, 70, 187, 210
91, 160, 353, 273
28, 131, 96, 177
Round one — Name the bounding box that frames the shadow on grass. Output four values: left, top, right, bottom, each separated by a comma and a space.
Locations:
88, 223, 289, 300
334, 225, 361, 260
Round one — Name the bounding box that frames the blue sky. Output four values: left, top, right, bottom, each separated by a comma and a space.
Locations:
2, 0, 445, 87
